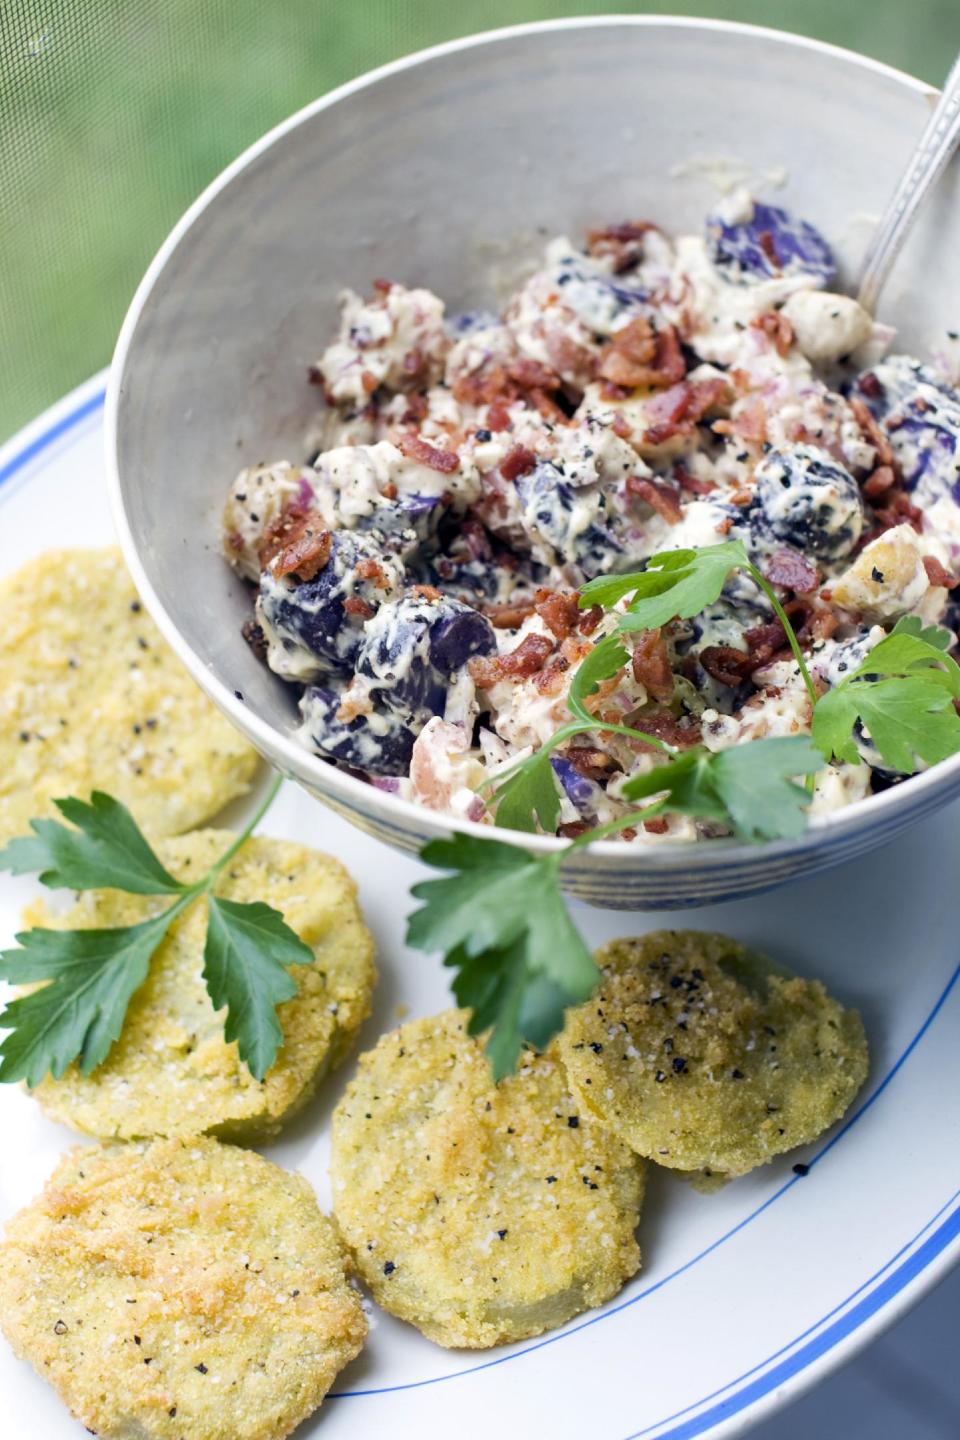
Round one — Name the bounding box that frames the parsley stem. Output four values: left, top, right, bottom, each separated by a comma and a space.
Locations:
747, 564, 818, 711
203, 772, 284, 887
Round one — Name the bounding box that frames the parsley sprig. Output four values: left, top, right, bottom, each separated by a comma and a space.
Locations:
0, 779, 312, 1086
812, 616, 960, 773
488, 541, 822, 840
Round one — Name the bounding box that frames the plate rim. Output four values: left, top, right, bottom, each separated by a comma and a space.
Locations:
3, 378, 959, 1439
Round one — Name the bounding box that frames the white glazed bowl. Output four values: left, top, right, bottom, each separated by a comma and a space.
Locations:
107, 17, 960, 909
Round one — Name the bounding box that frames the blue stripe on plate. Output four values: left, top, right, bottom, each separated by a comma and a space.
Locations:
7, 381, 960, 1436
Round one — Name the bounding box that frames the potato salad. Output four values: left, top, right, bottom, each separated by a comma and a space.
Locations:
223, 193, 960, 842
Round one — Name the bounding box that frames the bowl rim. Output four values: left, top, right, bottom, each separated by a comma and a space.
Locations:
106, 13, 958, 865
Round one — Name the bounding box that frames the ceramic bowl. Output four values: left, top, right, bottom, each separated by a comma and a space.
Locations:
106, 17, 960, 908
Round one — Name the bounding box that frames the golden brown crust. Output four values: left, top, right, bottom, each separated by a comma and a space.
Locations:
559, 930, 869, 1176
0, 1138, 366, 1439
28, 831, 376, 1140
0, 547, 258, 845
332, 1009, 645, 1348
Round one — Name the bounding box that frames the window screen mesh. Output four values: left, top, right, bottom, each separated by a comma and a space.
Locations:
1, 0, 955, 441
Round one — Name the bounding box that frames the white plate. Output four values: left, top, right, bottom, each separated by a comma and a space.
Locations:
2, 376, 959, 1440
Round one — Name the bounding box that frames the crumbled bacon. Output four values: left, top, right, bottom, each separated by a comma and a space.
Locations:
644, 377, 731, 446
597, 317, 686, 390
372, 277, 393, 293
625, 709, 702, 751
713, 397, 767, 443
631, 629, 674, 701
343, 596, 375, 619
397, 431, 460, 473
611, 412, 632, 439
482, 600, 537, 628
643, 816, 670, 835
354, 556, 393, 589
763, 546, 820, 594
400, 392, 429, 424
874, 490, 924, 533
850, 397, 895, 469
486, 400, 512, 432
586, 220, 656, 271
626, 475, 683, 523
750, 310, 795, 357
758, 230, 780, 268
533, 655, 571, 695
923, 555, 957, 588
500, 444, 538, 482
567, 747, 617, 781
578, 604, 603, 635
534, 588, 581, 640
412, 583, 443, 601
743, 621, 790, 666
674, 463, 715, 496
558, 821, 592, 838
269, 524, 333, 582
469, 633, 554, 687
382, 481, 398, 499
361, 370, 379, 394
862, 464, 896, 499
241, 618, 268, 661
460, 518, 493, 562
699, 645, 754, 687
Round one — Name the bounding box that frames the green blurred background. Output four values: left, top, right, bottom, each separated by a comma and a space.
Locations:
2, 0, 959, 442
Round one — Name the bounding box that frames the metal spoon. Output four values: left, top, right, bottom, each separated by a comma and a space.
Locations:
858, 52, 960, 314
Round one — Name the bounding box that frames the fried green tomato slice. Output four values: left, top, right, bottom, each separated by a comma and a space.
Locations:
331, 1009, 645, 1349
0, 1138, 366, 1440
0, 547, 258, 845
558, 931, 869, 1178
27, 830, 376, 1141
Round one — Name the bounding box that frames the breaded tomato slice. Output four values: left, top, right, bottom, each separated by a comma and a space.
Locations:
0, 1138, 366, 1440
0, 547, 258, 845
28, 831, 375, 1141
559, 930, 869, 1178
332, 1009, 645, 1348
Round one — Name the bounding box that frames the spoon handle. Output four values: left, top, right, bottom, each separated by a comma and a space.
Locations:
857, 54, 960, 314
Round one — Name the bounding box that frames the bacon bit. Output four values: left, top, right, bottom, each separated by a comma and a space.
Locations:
625, 709, 702, 751
482, 600, 537, 628
643, 816, 670, 835
862, 464, 896, 499
699, 645, 754, 687
858, 372, 883, 399
397, 431, 460, 473
270, 525, 333, 581
500, 444, 538, 482
534, 588, 581, 640
763, 546, 820, 594
486, 400, 512, 432
567, 747, 617, 781
354, 556, 392, 590
401, 393, 429, 424
674, 463, 715, 496
361, 370, 379, 394
343, 596, 375, 619
241, 618, 267, 661
543, 331, 598, 385
758, 230, 780, 268
598, 317, 686, 390
626, 475, 683, 524
716, 514, 734, 534
381, 481, 398, 499
875, 490, 924, 533
412, 584, 443, 602
469, 633, 554, 687
611, 412, 632, 439
631, 629, 674, 701
579, 604, 603, 635
534, 657, 570, 695
750, 310, 795, 357
558, 821, 592, 839
722, 398, 768, 443
600, 380, 629, 401
587, 220, 656, 270
226, 530, 244, 552
743, 621, 789, 664
850, 397, 895, 469
645, 377, 731, 446
809, 607, 840, 641
923, 555, 957, 588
